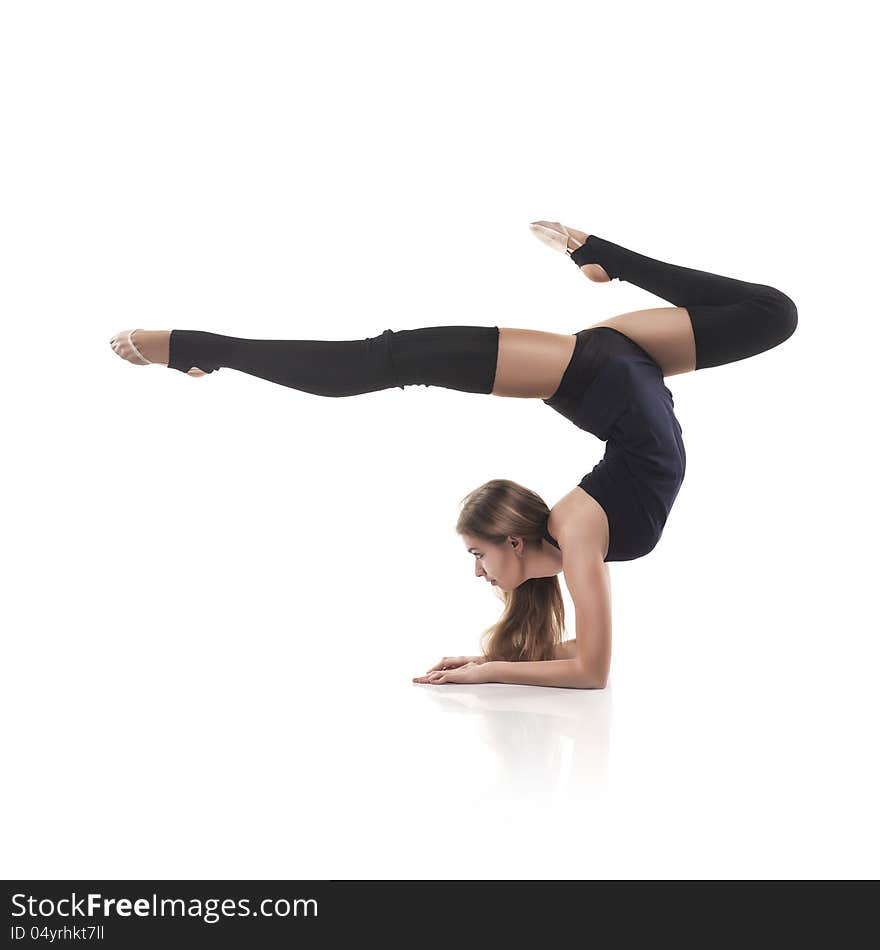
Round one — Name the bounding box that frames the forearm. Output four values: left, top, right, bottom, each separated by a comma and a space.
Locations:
483, 659, 603, 689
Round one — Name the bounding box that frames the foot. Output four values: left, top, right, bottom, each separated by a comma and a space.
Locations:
109, 330, 207, 376
529, 221, 610, 282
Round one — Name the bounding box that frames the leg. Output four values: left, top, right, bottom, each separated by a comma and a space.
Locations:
570, 234, 798, 373
587, 306, 696, 378
111, 326, 502, 397
491, 328, 577, 398
114, 325, 581, 401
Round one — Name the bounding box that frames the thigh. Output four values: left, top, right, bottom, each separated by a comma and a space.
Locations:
492, 328, 577, 398
587, 306, 696, 377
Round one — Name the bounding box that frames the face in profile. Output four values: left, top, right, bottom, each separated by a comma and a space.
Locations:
461, 532, 519, 593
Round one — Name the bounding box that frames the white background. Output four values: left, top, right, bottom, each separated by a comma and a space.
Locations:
2, 0, 877, 879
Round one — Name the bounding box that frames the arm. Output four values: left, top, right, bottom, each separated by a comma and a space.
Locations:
482, 544, 611, 689
560, 539, 612, 688
482, 657, 602, 689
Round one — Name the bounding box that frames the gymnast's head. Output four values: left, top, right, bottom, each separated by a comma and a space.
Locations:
457, 478, 565, 663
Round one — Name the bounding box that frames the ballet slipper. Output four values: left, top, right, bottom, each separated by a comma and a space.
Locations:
529, 220, 583, 256
109, 329, 207, 376
529, 221, 610, 282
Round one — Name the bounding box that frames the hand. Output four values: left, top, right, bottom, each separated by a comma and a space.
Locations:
413, 661, 490, 685
422, 655, 488, 673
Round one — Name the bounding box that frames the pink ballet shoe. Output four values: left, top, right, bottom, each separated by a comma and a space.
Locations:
529, 221, 610, 282
529, 220, 582, 256
109, 329, 207, 376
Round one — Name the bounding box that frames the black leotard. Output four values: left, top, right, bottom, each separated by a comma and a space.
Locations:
543, 518, 561, 549
542, 326, 685, 561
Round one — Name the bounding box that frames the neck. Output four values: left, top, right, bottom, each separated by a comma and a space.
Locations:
523, 540, 564, 581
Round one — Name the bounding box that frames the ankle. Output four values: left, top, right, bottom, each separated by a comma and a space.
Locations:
566, 228, 589, 252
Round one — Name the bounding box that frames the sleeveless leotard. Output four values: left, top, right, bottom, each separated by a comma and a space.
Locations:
542, 326, 686, 562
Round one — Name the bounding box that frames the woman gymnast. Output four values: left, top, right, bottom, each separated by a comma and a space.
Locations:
109, 222, 797, 690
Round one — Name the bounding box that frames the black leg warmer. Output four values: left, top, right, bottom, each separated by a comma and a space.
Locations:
571, 235, 798, 370
167, 326, 500, 396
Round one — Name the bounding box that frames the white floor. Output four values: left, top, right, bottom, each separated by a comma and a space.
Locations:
6, 638, 877, 878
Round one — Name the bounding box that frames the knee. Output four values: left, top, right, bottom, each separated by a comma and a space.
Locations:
776, 290, 798, 342
755, 286, 798, 346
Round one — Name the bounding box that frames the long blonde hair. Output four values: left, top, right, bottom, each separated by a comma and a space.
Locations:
456, 478, 565, 663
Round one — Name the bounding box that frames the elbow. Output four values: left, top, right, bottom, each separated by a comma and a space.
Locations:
580, 678, 607, 690
574, 664, 607, 690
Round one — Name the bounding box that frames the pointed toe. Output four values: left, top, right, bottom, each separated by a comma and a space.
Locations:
529, 220, 581, 256
529, 222, 570, 254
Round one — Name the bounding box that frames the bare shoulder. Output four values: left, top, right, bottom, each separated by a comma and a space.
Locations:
548, 486, 610, 564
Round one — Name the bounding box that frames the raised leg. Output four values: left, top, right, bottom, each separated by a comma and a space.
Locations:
587, 306, 696, 378
570, 233, 798, 373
